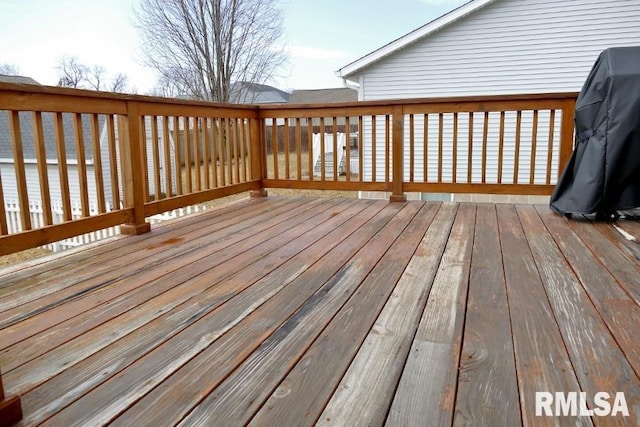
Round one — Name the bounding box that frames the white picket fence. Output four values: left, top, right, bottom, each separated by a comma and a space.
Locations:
3, 200, 207, 252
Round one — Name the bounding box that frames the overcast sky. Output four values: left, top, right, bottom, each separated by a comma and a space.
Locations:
0, 0, 467, 93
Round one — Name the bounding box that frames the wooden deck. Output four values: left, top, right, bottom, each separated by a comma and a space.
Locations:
1, 196, 639, 426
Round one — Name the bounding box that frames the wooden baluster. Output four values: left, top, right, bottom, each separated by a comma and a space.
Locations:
162, 116, 173, 197
358, 116, 364, 181
211, 118, 219, 187
320, 117, 326, 181
514, 111, 522, 184
546, 110, 556, 185
239, 118, 247, 183
452, 112, 458, 184
139, 116, 149, 201
308, 118, 314, 181
332, 117, 338, 181
371, 115, 377, 182
90, 114, 106, 213
424, 113, 429, 183
345, 116, 351, 181
270, 118, 278, 180
409, 114, 415, 183
0, 173, 8, 235
8, 111, 31, 230
295, 118, 302, 180
53, 113, 72, 220
438, 113, 443, 183
32, 111, 53, 224
106, 115, 120, 208
467, 112, 473, 184
192, 117, 201, 190
385, 114, 390, 184
232, 118, 240, 184
530, 110, 539, 185
482, 111, 489, 184
498, 111, 505, 185
150, 115, 161, 200
202, 117, 211, 189
226, 117, 233, 185
183, 117, 192, 193
284, 118, 290, 180
172, 116, 182, 195
72, 113, 90, 216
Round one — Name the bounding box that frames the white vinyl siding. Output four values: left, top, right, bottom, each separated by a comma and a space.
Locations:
354, 0, 640, 190
362, 0, 640, 98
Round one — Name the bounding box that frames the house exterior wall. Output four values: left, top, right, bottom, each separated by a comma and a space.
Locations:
0, 162, 104, 209
353, 0, 640, 193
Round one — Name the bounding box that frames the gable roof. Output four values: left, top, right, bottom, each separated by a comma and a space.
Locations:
230, 81, 290, 104
288, 88, 357, 104
0, 74, 41, 85
0, 111, 103, 162
336, 0, 497, 78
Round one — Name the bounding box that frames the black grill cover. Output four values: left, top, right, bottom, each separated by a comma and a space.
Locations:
550, 47, 640, 216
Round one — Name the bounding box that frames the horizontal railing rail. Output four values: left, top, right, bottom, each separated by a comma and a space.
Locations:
0, 82, 577, 256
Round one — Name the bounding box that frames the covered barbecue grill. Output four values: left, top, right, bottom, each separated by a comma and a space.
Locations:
550, 46, 640, 218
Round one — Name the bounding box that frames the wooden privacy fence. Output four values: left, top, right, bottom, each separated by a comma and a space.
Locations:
0, 82, 577, 256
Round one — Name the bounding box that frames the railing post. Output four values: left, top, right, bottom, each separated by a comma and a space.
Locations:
0, 369, 23, 427
390, 106, 406, 202
249, 116, 267, 198
119, 101, 151, 235
558, 97, 576, 178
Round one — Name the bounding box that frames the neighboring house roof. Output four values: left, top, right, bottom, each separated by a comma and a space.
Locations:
336, 0, 495, 79
288, 88, 357, 104
230, 81, 290, 104
0, 74, 41, 85
0, 111, 102, 162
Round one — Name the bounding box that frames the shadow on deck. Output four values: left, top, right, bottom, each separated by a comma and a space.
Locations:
0, 196, 639, 426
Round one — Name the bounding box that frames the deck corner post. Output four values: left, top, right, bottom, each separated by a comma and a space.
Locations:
249, 114, 266, 197
0, 370, 23, 427
558, 96, 576, 178
119, 100, 151, 235
390, 105, 406, 202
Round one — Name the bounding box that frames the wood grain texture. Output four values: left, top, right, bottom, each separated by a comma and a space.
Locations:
517, 204, 640, 426
177, 203, 422, 426
386, 203, 475, 427
251, 203, 438, 426
535, 206, 640, 377
110, 201, 391, 427
453, 204, 521, 427
317, 203, 456, 426
496, 204, 590, 427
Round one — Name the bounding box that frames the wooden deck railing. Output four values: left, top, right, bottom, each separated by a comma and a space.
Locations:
0, 82, 577, 256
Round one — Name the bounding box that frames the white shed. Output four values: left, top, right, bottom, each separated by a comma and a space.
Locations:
336, 0, 640, 198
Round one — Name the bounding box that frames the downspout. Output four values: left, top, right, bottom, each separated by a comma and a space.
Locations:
341, 77, 359, 91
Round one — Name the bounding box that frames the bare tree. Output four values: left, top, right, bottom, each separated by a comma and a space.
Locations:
56, 56, 88, 88
0, 63, 21, 75
85, 65, 106, 90
110, 73, 129, 92
134, 0, 288, 102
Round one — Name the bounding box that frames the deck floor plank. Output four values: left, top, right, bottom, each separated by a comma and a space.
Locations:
37, 199, 374, 426
317, 202, 457, 426
566, 220, 640, 307
250, 202, 441, 426
453, 204, 521, 427
0, 198, 637, 426
0, 197, 271, 296
5, 198, 346, 394
386, 203, 476, 427
517, 205, 640, 426
108, 200, 391, 427
497, 204, 591, 427
176, 203, 423, 426
0, 198, 326, 355
536, 206, 640, 377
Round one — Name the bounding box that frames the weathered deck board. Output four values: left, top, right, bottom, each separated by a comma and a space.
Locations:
453, 204, 521, 427
0, 197, 637, 426
518, 205, 640, 426
317, 203, 457, 426
497, 204, 591, 427
249, 203, 440, 426
386, 203, 476, 427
